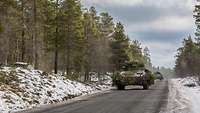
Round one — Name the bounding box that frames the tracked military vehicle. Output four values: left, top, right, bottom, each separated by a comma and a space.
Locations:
113, 63, 154, 90
113, 62, 155, 90
154, 71, 164, 80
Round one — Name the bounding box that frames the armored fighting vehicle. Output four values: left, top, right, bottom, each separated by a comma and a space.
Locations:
154, 71, 164, 80
112, 63, 154, 90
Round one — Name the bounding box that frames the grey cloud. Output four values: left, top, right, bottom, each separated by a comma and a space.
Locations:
132, 30, 191, 43
87, 3, 193, 24
105, 5, 162, 23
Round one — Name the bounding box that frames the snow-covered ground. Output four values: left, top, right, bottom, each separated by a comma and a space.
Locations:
167, 77, 200, 113
0, 66, 112, 113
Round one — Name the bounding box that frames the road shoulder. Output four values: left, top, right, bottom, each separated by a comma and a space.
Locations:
15, 88, 112, 113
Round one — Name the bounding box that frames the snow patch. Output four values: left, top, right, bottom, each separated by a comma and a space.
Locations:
166, 77, 200, 113
0, 66, 112, 113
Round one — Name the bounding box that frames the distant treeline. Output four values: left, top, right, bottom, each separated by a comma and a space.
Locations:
0, 0, 151, 80
175, 4, 200, 77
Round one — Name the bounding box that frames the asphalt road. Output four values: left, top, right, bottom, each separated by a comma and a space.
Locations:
23, 81, 168, 113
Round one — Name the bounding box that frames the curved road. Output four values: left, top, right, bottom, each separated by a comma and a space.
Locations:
22, 81, 168, 113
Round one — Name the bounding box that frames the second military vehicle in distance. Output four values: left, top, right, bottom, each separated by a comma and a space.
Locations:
154, 71, 164, 80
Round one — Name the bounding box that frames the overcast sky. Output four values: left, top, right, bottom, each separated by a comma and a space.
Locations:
81, 0, 197, 68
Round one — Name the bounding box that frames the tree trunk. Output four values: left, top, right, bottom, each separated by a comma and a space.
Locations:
21, 0, 25, 62
54, 28, 58, 74
66, 23, 70, 75
66, 41, 70, 75
97, 72, 102, 85
54, 0, 59, 74
84, 68, 89, 82
32, 0, 38, 69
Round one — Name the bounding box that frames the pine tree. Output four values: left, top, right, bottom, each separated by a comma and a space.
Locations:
61, 0, 85, 75
32, 0, 38, 69
20, 0, 25, 62
175, 36, 198, 77
98, 12, 114, 72
0, 0, 22, 64
0, 27, 2, 33
0, 22, 2, 33
110, 22, 129, 71
99, 12, 114, 36
38, 0, 64, 73
128, 40, 143, 64
194, 3, 200, 40
174, 3, 200, 77
83, 7, 101, 81
143, 47, 152, 68
194, 3, 200, 76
